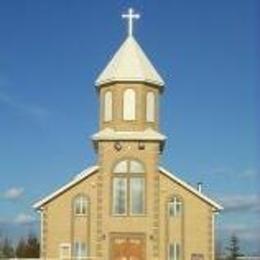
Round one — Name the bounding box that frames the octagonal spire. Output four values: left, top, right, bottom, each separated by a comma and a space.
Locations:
95, 36, 165, 88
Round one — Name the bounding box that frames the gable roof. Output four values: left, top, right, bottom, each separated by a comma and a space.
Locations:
33, 165, 222, 211
95, 36, 165, 87
159, 167, 223, 211
33, 166, 99, 209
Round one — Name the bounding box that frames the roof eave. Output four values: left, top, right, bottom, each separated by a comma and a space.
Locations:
95, 78, 165, 90
33, 166, 99, 210
159, 166, 223, 211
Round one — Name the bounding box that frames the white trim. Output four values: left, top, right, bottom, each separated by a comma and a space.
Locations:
159, 167, 223, 211
74, 196, 88, 216
92, 128, 166, 141
168, 242, 180, 260
212, 213, 215, 260
33, 166, 99, 209
96, 77, 164, 87
73, 241, 88, 259
40, 209, 44, 257
168, 197, 182, 217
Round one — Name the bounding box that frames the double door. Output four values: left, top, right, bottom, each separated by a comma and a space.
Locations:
111, 233, 145, 260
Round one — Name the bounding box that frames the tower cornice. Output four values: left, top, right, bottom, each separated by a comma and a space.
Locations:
91, 127, 166, 152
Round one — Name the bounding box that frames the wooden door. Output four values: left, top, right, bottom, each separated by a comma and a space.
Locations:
111, 234, 145, 260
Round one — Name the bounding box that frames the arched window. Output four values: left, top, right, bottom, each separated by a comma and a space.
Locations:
104, 91, 113, 122
112, 159, 145, 215
123, 89, 136, 120
146, 92, 155, 122
168, 196, 183, 217
74, 195, 88, 216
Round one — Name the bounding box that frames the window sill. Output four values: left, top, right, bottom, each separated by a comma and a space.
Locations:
112, 213, 146, 217
74, 214, 88, 217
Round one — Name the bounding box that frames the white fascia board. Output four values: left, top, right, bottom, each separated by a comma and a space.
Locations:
95, 77, 165, 88
159, 166, 223, 211
91, 128, 167, 141
33, 166, 99, 210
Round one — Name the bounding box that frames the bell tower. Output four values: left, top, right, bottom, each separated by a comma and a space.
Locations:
91, 8, 166, 258
92, 8, 166, 146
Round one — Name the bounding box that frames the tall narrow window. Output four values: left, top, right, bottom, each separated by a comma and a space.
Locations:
168, 196, 182, 217
146, 92, 155, 122
113, 178, 127, 215
74, 195, 88, 216
104, 91, 113, 122
73, 241, 87, 259
123, 89, 136, 120
169, 243, 181, 260
112, 159, 145, 215
130, 178, 145, 214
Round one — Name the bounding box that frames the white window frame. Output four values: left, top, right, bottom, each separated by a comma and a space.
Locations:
104, 91, 113, 122
112, 160, 145, 216
129, 177, 145, 215
123, 89, 136, 120
74, 196, 88, 216
113, 160, 128, 173
168, 197, 182, 217
146, 91, 155, 122
112, 177, 127, 216
59, 243, 71, 260
73, 241, 88, 260
168, 242, 180, 260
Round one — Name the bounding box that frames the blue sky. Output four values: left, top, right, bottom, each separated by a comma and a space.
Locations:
0, 0, 259, 254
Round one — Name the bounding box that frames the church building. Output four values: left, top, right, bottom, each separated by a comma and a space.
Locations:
34, 8, 222, 260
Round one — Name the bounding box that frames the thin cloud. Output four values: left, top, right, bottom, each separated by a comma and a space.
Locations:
209, 167, 259, 180
219, 223, 260, 242
220, 194, 260, 213
242, 169, 259, 179
14, 213, 36, 225
0, 90, 49, 119
0, 217, 5, 224
3, 187, 24, 200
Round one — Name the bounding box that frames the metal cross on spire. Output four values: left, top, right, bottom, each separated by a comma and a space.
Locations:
122, 8, 140, 37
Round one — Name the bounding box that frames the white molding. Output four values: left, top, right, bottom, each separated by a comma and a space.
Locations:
212, 213, 215, 260
33, 166, 99, 209
159, 167, 223, 211
92, 127, 166, 141
40, 210, 44, 257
